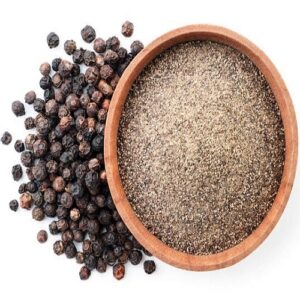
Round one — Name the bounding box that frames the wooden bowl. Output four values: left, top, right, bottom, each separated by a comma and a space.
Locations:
104, 25, 298, 270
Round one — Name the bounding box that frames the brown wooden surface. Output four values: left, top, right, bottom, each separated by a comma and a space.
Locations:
104, 25, 298, 271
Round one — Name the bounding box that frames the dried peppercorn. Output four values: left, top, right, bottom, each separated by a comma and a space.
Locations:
81, 25, 96, 43
32, 207, 45, 221
96, 258, 107, 273
93, 38, 106, 53
76, 252, 85, 264
12, 164, 23, 181
129, 250, 142, 265
52, 58, 62, 71
143, 260, 156, 274
26, 181, 38, 193
24, 117, 36, 130
62, 230, 74, 243
53, 240, 65, 255
37, 230, 48, 243
18, 183, 27, 194
33, 98, 45, 113
25, 90, 36, 104
12, 100, 25, 116
106, 36, 120, 52
122, 21, 134, 37
79, 266, 90, 280
83, 50, 96, 66
113, 263, 125, 280
40, 63, 51, 76
1, 131, 12, 145
20, 192, 32, 209
64, 40, 77, 55
47, 32, 59, 48
65, 242, 77, 258
130, 40, 144, 56
49, 220, 59, 235
9, 199, 19, 212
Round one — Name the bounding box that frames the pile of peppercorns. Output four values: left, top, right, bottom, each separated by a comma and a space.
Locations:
2, 21, 156, 280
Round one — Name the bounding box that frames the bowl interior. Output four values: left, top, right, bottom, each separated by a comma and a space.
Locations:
104, 25, 298, 270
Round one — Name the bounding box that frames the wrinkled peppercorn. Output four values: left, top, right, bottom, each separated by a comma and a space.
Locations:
65, 242, 77, 258
12, 101, 25, 116
25, 90, 36, 104
113, 263, 125, 280
64, 40, 77, 55
93, 38, 106, 53
122, 21, 134, 37
130, 40, 144, 56
1, 131, 12, 145
37, 230, 48, 243
14, 140, 24, 152
81, 25, 96, 43
47, 32, 59, 48
32, 207, 45, 221
20, 192, 32, 209
9, 199, 19, 212
129, 250, 142, 265
143, 260, 156, 274
12, 164, 23, 181
40, 63, 51, 76
79, 266, 90, 280
24, 117, 35, 130
76, 252, 85, 264
53, 240, 65, 255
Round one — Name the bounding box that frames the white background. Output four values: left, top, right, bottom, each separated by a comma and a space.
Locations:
0, 0, 299, 299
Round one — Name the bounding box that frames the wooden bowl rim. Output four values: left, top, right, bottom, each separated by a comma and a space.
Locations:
104, 24, 298, 271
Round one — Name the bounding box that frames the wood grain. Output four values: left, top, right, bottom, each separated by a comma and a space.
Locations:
104, 25, 298, 271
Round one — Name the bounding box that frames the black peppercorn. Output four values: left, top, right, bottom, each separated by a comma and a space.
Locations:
12, 164, 23, 181
76, 252, 85, 264
113, 263, 125, 280
82, 240, 93, 254
62, 230, 74, 243
33, 98, 45, 113
61, 192, 74, 208
73, 229, 84, 242
43, 203, 56, 217
20, 192, 33, 209
51, 58, 62, 71
58, 60, 73, 78
96, 258, 107, 273
18, 183, 27, 194
143, 260, 156, 274
24, 117, 36, 130
47, 32, 59, 48
130, 40, 144, 56
32, 207, 45, 221
84, 254, 97, 270
64, 40, 77, 55
106, 36, 120, 52
32, 191, 44, 207
72, 48, 84, 64
26, 181, 38, 193
37, 230, 48, 243
14, 140, 24, 152
9, 199, 19, 212
53, 240, 65, 255
81, 25, 96, 43
12, 100, 25, 116
1, 131, 12, 145
79, 266, 90, 280
122, 21, 134, 37
65, 242, 77, 258
32, 163, 47, 181
118, 251, 129, 264
40, 62, 51, 76
49, 221, 59, 235
93, 38, 106, 53
83, 50, 96, 66
129, 250, 142, 265
25, 90, 36, 104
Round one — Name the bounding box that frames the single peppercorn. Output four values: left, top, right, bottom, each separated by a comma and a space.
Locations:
20, 192, 32, 209
93, 38, 106, 53
24, 90, 36, 104
49, 220, 59, 235
81, 25, 96, 43
37, 230, 48, 243
106, 36, 120, 52
96, 258, 107, 273
47, 32, 59, 48
62, 230, 74, 243
143, 260, 156, 274
64, 40, 77, 55
33, 98, 45, 113
113, 263, 125, 280
26, 181, 38, 193
24, 117, 36, 130
1, 131, 12, 145
65, 242, 77, 258
130, 40, 144, 56
122, 21, 134, 37
12, 164, 23, 181
9, 199, 19, 212
129, 250, 142, 265
32, 207, 45, 221
79, 266, 90, 280
76, 252, 85, 264
83, 50, 96, 66
13, 140, 24, 152
53, 240, 65, 255
12, 100, 25, 116
39, 62, 51, 76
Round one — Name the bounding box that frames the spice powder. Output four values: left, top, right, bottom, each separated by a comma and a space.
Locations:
117, 41, 285, 255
